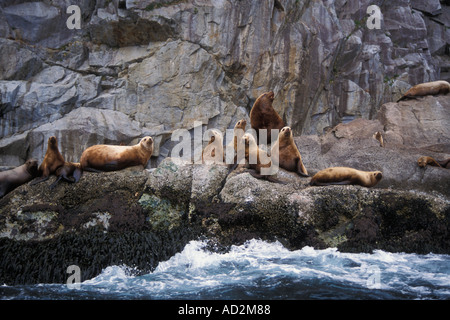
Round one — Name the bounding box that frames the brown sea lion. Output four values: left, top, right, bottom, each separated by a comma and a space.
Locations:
80, 136, 153, 172
202, 129, 224, 165
49, 162, 82, 189
225, 119, 247, 167
31, 136, 65, 185
271, 126, 308, 177
230, 119, 247, 154
241, 132, 285, 184
0, 159, 39, 197
373, 131, 384, 147
249, 91, 285, 143
397, 80, 450, 102
310, 167, 383, 188
417, 156, 450, 169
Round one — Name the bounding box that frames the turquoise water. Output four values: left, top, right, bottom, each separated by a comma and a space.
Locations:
1, 239, 449, 300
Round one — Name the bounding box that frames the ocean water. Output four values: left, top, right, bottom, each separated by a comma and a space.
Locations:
1, 239, 449, 300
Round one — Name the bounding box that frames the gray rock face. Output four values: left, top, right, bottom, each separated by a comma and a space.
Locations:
0, 0, 449, 169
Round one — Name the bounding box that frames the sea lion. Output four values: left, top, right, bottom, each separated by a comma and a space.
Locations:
80, 136, 153, 172
202, 129, 224, 165
397, 80, 450, 102
49, 162, 82, 189
229, 119, 247, 155
271, 126, 308, 177
310, 167, 383, 188
0, 159, 39, 197
31, 136, 65, 185
373, 131, 384, 147
417, 156, 450, 169
225, 119, 247, 167
249, 91, 285, 143
241, 132, 285, 184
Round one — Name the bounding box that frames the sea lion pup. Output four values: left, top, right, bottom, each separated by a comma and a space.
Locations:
417, 156, 450, 169
241, 132, 286, 184
310, 167, 383, 188
373, 131, 384, 147
249, 91, 285, 143
228, 119, 247, 154
225, 119, 247, 170
80, 136, 153, 172
31, 136, 65, 185
397, 80, 450, 102
271, 126, 309, 177
49, 162, 82, 189
202, 129, 224, 165
0, 159, 39, 197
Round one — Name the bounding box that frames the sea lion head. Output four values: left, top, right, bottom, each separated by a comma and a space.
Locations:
235, 119, 247, 130
25, 159, 39, 176
254, 91, 275, 106
372, 171, 383, 183
280, 126, 292, 138
48, 136, 57, 146
206, 129, 223, 144
264, 91, 275, 101
140, 136, 153, 151
417, 156, 427, 167
211, 129, 222, 141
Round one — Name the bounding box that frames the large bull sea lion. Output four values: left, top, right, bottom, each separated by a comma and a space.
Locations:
249, 91, 285, 143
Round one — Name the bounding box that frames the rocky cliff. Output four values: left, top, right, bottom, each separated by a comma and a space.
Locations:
0, 0, 449, 285
1, 0, 449, 166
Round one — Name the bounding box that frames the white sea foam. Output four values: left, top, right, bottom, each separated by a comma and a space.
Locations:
3, 239, 449, 299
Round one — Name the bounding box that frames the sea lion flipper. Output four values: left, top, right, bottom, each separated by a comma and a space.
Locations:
30, 176, 49, 186
294, 157, 309, 177
248, 169, 263, 179
73, 167, 82, 182
62, 174, 76, 183
329, 180, 353, 185
83, 167, 103, 173
49, 176, 62, 190
310, 179, 353, 186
